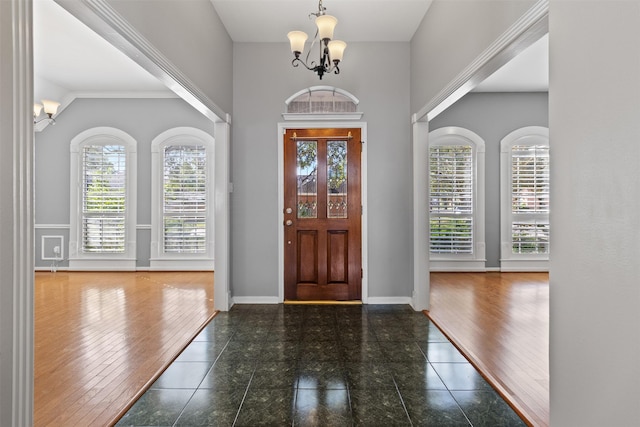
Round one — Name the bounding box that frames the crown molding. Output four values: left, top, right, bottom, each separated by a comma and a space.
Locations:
413, 0, 549, 123
72, 91, 178, 99
55, 0, 229, 123
282, 112, 364, 121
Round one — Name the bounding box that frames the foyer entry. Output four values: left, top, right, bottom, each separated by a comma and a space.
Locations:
283, 127, 362, 300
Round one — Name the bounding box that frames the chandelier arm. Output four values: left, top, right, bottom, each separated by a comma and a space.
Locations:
33, 117, 55, 125
292, 57, 316, 71
304, 28, 319, 67
33, 113, 56, 125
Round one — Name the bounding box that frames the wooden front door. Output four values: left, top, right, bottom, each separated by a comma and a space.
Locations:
284, 128, 362, 301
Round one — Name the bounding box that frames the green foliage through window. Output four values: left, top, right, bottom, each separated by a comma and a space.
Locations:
429, 145, 473, 254
163, 145, 207, 253
82, 145, 126, 253
511, 144, 550, 254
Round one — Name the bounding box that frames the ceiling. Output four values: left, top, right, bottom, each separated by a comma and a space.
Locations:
33, 0, 548, 109
474, 33, 548, 93
33, 0, 171, 102
210, 0, 434, 43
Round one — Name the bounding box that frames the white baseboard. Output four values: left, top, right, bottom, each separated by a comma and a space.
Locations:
69, 259, 137, 271
149, 259, 215, 271
366, 297, 413, 305
230, 296, 414, 305
232, 296, 280, 305
429, 260, 487, 272
35, 266, 70, 272
430, 266, 549, 273
34, 265, 213, 273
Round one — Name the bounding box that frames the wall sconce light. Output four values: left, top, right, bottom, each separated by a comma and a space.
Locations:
34, 99, 60, 125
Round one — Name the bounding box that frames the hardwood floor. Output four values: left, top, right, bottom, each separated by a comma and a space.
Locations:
427, 272, 549, 427
34, 271, 215, 427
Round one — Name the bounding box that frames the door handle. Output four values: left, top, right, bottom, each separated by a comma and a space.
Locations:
284, 220, 293, 226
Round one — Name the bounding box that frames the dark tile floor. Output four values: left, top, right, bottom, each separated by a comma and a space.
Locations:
116, 304, 525, 426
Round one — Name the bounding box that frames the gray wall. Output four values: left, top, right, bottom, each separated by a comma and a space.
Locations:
410, 0, 536, 113
231, 42, 412, 299
105, 0, 234, 114
549, 1, 640, 424
34, 97, 215, 270
430, 92, 549, 267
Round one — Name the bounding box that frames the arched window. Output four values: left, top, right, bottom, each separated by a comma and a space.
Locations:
150, 127, 215, 270
283, 86, 362, 119
429, 127, 486, 271
69, 127, 137, 270
500, 126, 550, 271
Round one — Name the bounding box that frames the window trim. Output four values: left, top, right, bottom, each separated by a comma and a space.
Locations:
428, 126, 486, 271
282, 86, 363, 121
69, 127, 137, 270
500, 126, 550, 271
150, 127, 215, 271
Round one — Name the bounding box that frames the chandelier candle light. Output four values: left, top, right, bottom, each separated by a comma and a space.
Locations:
287, 0, 347, 80
33, 99, 60, 124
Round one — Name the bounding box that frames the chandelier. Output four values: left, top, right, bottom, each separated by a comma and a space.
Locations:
287, 0, 347, 80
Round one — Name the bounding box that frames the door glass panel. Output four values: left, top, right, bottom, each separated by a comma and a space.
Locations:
297, 141, 318, 218
327, 140, 348, 218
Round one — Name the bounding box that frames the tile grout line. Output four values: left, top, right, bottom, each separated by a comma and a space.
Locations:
415, 324, 474, 427
122, 305, 525, 426
172, 320, 236, 426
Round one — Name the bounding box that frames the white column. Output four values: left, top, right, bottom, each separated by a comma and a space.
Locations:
214, 119, 231, 310
411, 119, 430, 311
0, 0, 35, 425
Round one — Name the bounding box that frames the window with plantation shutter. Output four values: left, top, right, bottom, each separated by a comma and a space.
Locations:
428, 127, 486, 271
500, 127, 550, 271
82, 145, 126, 253
69, 128, 137, 271
511, 144, 550, 254
163, 145, 207, 253
429, 145, 473, 254
150, 127, 215, 271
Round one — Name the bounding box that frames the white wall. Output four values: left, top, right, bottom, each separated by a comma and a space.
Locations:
231, 42, 412, 299
549, 1, 640, 424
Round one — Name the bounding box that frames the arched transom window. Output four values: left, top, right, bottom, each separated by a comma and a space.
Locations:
285, 86, 359, 114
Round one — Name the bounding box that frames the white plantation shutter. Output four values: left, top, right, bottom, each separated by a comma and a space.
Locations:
429, 145, 473, 254
81, 145, 126, 253
163, 145, 207, 253
511, 144, 550, 254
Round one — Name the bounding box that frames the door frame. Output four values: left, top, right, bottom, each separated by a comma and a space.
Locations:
277, 121, 368, 303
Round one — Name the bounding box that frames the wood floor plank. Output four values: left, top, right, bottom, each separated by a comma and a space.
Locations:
427, 272, 549, 427
34, 271, 215, 427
